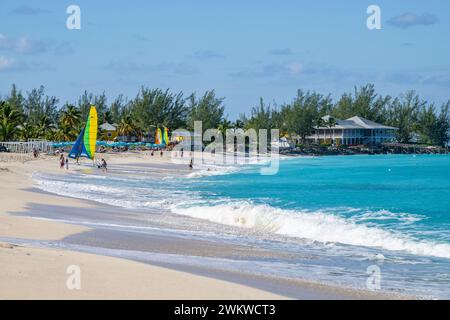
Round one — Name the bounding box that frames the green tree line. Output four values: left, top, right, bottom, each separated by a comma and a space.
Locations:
1, 83, 449, 147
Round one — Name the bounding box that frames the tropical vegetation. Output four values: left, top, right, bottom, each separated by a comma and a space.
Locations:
0, 83, 449, 147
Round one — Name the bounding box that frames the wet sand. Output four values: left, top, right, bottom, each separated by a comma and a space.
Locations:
0, 152, 404, 299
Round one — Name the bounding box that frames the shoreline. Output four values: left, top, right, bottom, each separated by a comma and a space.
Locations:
0, 152, 411, 299
0, 153, 288, 299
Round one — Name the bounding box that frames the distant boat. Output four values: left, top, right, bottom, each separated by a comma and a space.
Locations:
68, 106, 98, 160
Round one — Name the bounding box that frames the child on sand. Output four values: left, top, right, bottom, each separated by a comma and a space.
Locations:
65, 158, 69, 170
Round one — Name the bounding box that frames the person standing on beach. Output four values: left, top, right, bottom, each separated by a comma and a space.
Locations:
101, 158, 107, 172
60, 155, 65, 169
160, 150, 164, 157
189, 158, 193, 170
65, 158, 69, 170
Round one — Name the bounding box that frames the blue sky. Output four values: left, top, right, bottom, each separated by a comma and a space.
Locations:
1, 0, 449, 118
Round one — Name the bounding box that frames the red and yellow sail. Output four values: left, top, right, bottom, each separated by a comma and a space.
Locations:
155, 128, 163, 145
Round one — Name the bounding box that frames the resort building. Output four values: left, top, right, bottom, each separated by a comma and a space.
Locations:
100, 122, 118, 141
309, 115, 398, 146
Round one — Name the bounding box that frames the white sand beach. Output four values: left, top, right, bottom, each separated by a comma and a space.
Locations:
2, 0, 449, 302
0, 152, 403, 300
0, 152, 288, 299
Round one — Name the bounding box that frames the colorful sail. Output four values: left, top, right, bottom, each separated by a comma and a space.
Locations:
68, 106, 98, 160
163, 127, 169, 145
155, 127, 162, 145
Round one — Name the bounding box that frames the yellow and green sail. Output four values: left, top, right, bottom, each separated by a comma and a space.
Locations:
163, 127, 169, 144
155, 127, 169, 145
69, 106, 98, 160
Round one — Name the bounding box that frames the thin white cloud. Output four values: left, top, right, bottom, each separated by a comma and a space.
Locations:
11, 5, 51, 15
289, 63, 303, 75
387, 13, 438, 29
0, 56, 16, 71
383, 70, 450, 87
0, 33, 49, 54
0, 56, 55, 73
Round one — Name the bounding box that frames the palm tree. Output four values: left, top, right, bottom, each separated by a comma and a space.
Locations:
35, 115, 55, 139
117, 114, 138, 141
18, 122, 36, 141
0, 101, 22, 141
324, 116, 337, 145
234, 119, 245, 129
315, 117, 325, 145
316, 116, 336, 145
52, 123, 76, 142
103, 110, 113, 124
60, 105, 81, 129
217, 119, 232, 135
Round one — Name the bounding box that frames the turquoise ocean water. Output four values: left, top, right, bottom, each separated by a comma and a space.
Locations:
35, 154, 450, 298
187, 155, 450, 247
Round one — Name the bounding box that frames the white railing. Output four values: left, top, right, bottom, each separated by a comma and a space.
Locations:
0, 140, 52, 154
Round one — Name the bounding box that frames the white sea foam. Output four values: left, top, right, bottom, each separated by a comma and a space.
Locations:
181, 151, 293, 179
34, 173, 183, 210
186, 164, 240, 178
351, 209, 425, 224
171, 201, 450, 259
184, 155, 270, 178
33, 172, 450, 260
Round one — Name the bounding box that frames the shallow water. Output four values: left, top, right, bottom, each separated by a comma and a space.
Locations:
33, 154, 450, 299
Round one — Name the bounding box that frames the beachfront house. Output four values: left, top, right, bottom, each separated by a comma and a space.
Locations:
100, 122, 118, 141
308, 115, 398, 146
